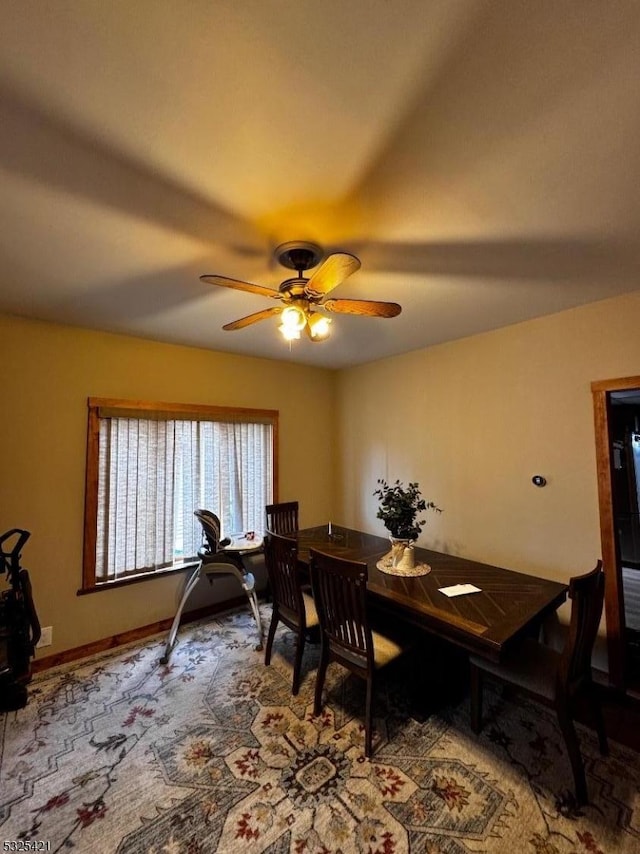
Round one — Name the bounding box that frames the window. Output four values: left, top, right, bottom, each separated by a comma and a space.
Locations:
82, 399, 278, 590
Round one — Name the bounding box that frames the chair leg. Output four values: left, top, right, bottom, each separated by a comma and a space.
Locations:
587, 684, 609, 756
470, 662, 483, 734
364, 674, 374, 758
264, 610, 279, 666
314, 645, 329, 716
556, 699, 588, 805
244, 585, 263, 651
292, 629, 306, 695
161, 563, 202, 663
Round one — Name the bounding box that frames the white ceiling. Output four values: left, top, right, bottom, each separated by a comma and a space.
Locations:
1, 1, 640, 369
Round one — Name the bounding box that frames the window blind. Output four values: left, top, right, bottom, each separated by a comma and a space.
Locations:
95, 416, 273, 582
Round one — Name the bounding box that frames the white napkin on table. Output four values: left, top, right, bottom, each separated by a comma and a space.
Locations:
439, 583, 481, 597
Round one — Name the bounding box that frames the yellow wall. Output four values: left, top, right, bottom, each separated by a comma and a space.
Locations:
336, 291, 640, 666
0, 314, 336, 656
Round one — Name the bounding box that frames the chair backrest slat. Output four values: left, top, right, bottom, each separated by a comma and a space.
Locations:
265, 501, 299, 536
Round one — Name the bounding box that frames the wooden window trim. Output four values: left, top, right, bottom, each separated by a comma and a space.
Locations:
77, 560, 200, 596
81, 397, 279, 593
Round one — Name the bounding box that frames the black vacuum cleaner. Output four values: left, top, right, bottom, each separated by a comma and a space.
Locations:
0, 529, 41, 711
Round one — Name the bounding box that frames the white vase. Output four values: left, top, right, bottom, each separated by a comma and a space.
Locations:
389, 536, 416, 569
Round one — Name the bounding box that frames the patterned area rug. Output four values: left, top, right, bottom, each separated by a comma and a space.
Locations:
1, 606, 639, 853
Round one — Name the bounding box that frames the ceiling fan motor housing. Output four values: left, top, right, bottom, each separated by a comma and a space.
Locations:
278, 277, 309, 297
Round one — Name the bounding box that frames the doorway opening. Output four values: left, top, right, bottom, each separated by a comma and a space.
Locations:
592, 376, 640, 694
609, 391, 640, 687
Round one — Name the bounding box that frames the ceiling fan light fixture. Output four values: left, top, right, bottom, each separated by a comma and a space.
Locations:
280, 305, 307, 332
307, 312, 331, 341
279, 305, 306, 341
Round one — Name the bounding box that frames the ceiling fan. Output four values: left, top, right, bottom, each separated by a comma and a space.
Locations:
200, 241, 401, 342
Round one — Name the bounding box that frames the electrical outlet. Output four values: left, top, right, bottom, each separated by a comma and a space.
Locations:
37, 626, 53, 648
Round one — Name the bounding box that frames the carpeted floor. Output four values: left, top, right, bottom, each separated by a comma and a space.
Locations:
1, 605, 639, 853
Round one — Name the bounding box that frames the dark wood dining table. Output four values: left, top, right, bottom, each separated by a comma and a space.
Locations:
292, 525, 568, 663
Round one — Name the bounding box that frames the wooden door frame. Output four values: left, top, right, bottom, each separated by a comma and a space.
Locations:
591, 375, 640, 689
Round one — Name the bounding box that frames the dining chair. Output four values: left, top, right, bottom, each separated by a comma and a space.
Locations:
309, 548, 411, 757
265, 501, 299, 536
469, 561, 608, 804
263, 531, 319, 694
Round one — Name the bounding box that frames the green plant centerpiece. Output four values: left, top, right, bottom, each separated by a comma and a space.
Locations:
373, 479, 441, 576
374, 479, 441, 540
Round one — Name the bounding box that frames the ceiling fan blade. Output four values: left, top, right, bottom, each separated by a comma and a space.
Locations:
304, 252, 361, 297
200, 274, 281, 299
322, 298, 402, 318
222, 307, 282, 330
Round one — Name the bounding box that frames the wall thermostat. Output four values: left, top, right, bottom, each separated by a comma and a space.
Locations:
532, 475, 547, 487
